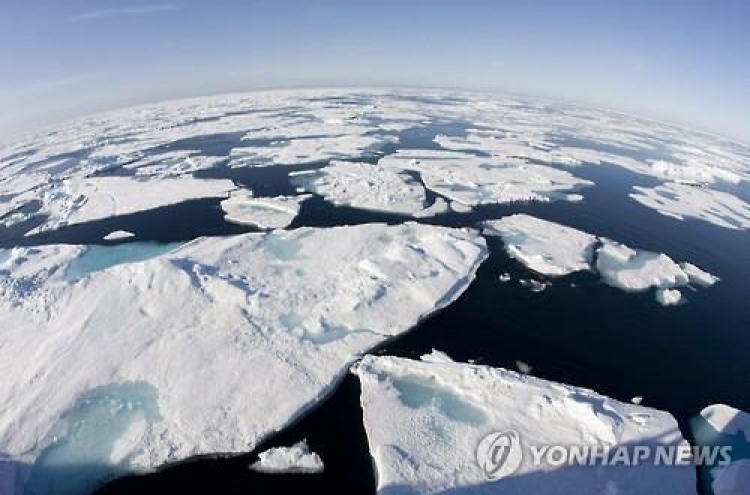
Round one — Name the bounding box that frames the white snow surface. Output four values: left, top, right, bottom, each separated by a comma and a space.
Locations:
483, 214, 597, 276
698, 404, 750, 443
249, 440, 324, 474
354, 354, 695, 495
220, 190, 311, 229
28, 176, 236, 235
595, 239, 689, 292
0, 223, 488, 495
378, 150, 593, 208
290, 161, 429, 215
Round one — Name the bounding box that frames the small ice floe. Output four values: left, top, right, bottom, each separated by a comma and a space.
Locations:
249, 440, 324, 474
483, 214, 597, 277
499, 272, 512, 283
220, 190, 311, 229
484, 214, 720, 305
102, 230, 136, 241
656, 288, 683, 307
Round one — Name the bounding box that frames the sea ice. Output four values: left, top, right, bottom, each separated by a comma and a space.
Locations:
220, 190, 311, 229
483, 214, 719, 304
103, 230, 136, 241
64, 242, 183, 280
656, 288, 683, 306
290, 161, 429, 216
483, 214, 598, 276
378, 150, 593, 209
0, 223, 487, 495
630, 183, 750, 230
29, 176, 236, 234
354, 354, 695, 495
690, 404, 750, 495
249, 440, 324, 474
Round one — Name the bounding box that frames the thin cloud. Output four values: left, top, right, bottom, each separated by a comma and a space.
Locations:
70, 4, 180, 22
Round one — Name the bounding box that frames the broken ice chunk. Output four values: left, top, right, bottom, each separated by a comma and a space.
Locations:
249, 440, 324, 474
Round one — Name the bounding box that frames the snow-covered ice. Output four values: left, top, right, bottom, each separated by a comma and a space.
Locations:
483, 214, 718, 304
220, 190, 311, 229
290, 161, 429, 215
354, 354, 695, 495
691, 404, 750, 495
483, 214, 597, 276
595, 239, 689, 292
102, 230, 135, 241
378, 150, 593, 209
0, 223, 487, 495
656, 288, 683, 306
631, 183, 750, 230
249, 440, 324, 474
29, 176, 237, 234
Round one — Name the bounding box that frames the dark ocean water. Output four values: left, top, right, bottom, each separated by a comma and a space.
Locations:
1, 122, 748, 495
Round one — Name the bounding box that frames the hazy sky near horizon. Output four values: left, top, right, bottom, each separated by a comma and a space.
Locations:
1, 0, 749, 143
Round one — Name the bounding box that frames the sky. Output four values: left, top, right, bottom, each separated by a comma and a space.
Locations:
1, 0, 749, 143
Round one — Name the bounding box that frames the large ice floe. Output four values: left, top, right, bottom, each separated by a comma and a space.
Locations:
354, 353, 695, 495
483, 214, 719, 304
24, 176, 237, 235
0, 223, 488, 495
290, 161, 429, 215
690, 404, 750, 495
220, 190, 311, 229
377, 150, 592, 208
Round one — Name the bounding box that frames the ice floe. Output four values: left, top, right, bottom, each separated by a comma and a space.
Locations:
0, 223, 487, 494
28, 176, 236, 235
691, 404, 750, 495
103, 230, 135, 241
249, 440, 324, 474
483, 214, 719, 304
220, 190, 311, 229
378, 150, 593, 209
483, 214, 597, 276
354, 354, 695, 495
656, 288, 683, 306
630, 183, 750, 230
290, 161, 429, 216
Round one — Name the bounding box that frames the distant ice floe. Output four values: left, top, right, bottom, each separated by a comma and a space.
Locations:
379, 150, 593, 209
290, 161, 429, 216
220, 190, 311, 229
691, 404, 750, 495
228, 134, 395, 168
483, 214, 719, 304
3, 89, 749, 233
249, 440, 324, 474
26, 176, 236, 235
0, 223, 487, 495
354, 353, 695, 495
630, 183, 750, 230
103, 230, 135, 241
